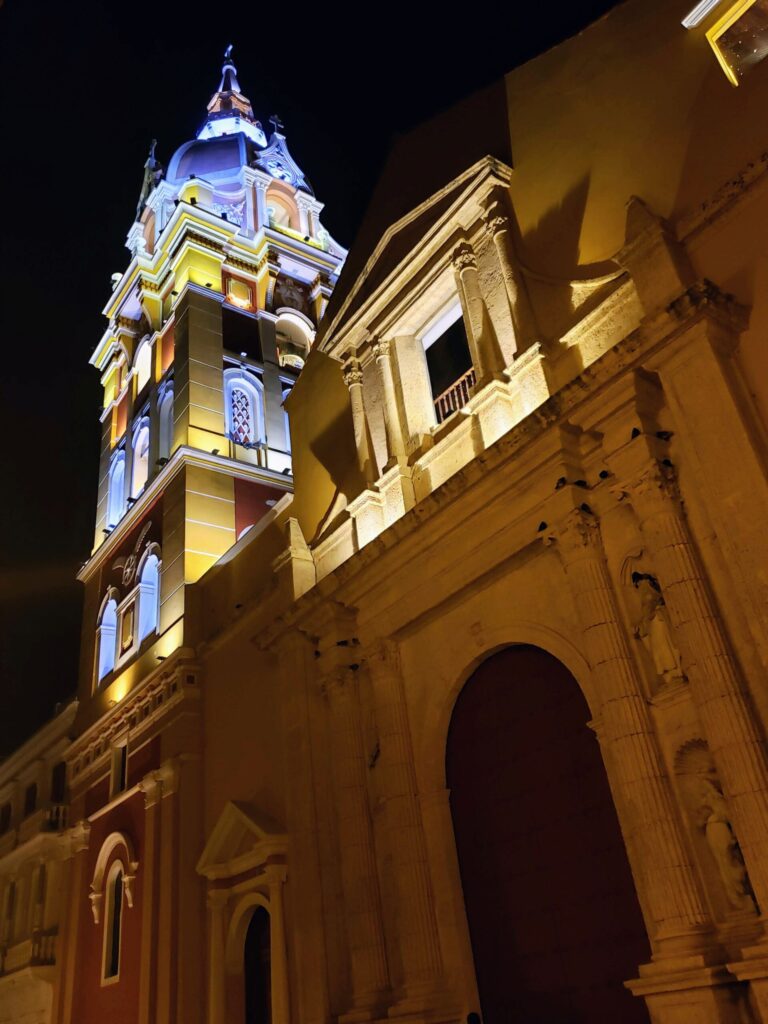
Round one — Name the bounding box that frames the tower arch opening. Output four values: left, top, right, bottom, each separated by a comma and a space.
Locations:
446, 644, 650, 1023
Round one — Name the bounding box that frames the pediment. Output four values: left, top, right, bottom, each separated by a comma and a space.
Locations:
196, 800, 287, 880
318, 155, 513, 353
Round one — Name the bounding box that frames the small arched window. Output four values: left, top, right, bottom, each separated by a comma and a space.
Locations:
107, 451, 126, 528
137, 550, 160, 643
97, 595, 118, 682
103, 862, 124, 981
158, 387, 174, 462
134, 339, 153, 394
131, 419, 150, 497
224, 370, 265, 447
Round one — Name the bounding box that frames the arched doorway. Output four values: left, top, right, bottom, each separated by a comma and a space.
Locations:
447, 645, 650, 1023
244, 907, 271, 1024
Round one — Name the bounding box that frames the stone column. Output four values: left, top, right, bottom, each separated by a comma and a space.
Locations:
482, 194, 537, 352
324, 667, 389, 1014
342, 358, 377, 485
207, 888, 228, 1024
371, 338, 407, 465
614, 451, 768, 920
550, 506, 713, 954
266, 866, 291, 1024
138, 771, 162, 1024
451, 241, 506, 384
365, 641, 443, 1006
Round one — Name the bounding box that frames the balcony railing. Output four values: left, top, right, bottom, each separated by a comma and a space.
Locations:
433, 367, 476, 424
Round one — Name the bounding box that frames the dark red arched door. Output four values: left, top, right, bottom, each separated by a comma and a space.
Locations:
447, 645, 650, 1023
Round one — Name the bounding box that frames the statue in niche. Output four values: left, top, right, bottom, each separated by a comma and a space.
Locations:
632, 571, 686, 687
676, 739, 756, 914
692, 775, 755, 912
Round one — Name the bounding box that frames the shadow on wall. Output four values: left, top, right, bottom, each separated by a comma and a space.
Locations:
285, 350, 367, 544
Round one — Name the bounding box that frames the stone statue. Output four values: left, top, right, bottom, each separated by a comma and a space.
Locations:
632, 572, 685, 687
692, 776, 754, 912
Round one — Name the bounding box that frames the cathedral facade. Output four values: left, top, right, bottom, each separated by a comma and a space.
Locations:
4, 0, 768, 1021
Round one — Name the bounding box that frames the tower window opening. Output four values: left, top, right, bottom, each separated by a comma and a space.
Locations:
224, 370, 265, 448
131, 420, 150, 497
158, 386, 174, 462
137, 551, 160, 643
97, 595, 118, 682
107, 451, 126, 528
134, 339, 153, 395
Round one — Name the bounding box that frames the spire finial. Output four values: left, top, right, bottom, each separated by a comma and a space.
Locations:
224, 43, 234, 62
269, 114, 285, 135
135, 139, 163, 221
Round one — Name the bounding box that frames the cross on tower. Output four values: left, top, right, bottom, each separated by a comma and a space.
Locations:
269, 114, 285, 134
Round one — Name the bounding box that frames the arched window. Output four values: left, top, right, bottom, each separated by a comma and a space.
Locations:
103, 862, 124, 981
131, 419, 150, 496
266, 193, 296, 230
107, 451, 126, 528
224, 370, 265, 447
137, 549, 160, 643
134, 339, 153, 394
158, 387, 174, 462
97, 594, 118, 682
244, 907, 272, 1024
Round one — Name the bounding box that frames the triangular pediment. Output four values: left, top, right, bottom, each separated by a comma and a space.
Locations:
196, 800, 287, 880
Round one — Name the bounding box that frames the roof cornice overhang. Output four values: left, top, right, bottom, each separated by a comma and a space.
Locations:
319, 156, 512, 357
77, 446, 294, 583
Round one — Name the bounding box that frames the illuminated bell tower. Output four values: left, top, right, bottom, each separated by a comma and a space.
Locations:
77, 46, 346, 719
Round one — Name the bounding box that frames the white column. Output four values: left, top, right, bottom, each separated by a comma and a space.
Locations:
342, 358, 378, 485
451, 241, 506, 384
371, 338, 406, 464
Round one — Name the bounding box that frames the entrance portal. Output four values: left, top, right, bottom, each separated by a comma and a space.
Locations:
243, 906, 271, 1024
447, 645, 650, 1022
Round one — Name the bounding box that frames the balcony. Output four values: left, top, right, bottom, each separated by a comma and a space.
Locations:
434, 367, 476, 424
0, 929, 57, 974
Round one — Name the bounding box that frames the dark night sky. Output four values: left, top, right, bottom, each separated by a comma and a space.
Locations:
0, 0, 618, 754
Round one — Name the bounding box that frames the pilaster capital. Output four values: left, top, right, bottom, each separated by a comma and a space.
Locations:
666, 279, 748, 335
544, 505, 603, 565
138, 770, 163, 808
156, 757, 181, 799
207, 887, 229, 912
611, 457, 680, 514
264, 863, 288, 888
451, 241, 477, 274
342, 358, 364, 388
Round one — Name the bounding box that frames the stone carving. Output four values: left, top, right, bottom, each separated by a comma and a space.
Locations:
631, 571, 685, 687
676, 739, 755, 913
451, 241, 477, 273
273, 275, 310, 315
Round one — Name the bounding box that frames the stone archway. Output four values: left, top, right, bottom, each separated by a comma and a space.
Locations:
446, 644, 650, 1023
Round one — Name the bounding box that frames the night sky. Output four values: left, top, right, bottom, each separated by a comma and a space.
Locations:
0, 0, 618, 754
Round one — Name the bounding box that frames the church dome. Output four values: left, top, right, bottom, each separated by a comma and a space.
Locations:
165, 133, 253, 184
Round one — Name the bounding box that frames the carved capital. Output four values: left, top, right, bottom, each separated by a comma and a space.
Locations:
342, 359, 364, 388
207, 887, 229, 912
371, 337, 390, 362
546, 506, 603, 564
451, 241, 477, 274
614, 459, 680, 512
139, 770, 163, 808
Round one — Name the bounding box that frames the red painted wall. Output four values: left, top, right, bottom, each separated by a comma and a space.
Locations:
234, 478, 284, 540
72, 791, 146, 1024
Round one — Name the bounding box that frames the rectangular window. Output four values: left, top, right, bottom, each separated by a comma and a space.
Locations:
110, 743, 129, 799
23, 782, 37, 817
0, 803, 10, 835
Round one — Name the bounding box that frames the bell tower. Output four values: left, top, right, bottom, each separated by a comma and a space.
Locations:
77, 46, 346, 721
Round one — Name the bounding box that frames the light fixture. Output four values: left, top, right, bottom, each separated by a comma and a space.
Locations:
682, 0, 725, 27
